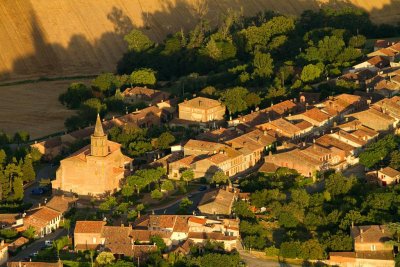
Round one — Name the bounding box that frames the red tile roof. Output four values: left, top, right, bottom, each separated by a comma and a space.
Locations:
74, 221, 105, 234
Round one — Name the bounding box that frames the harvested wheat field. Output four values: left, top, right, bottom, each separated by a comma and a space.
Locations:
0, 79, 90, 139
0, 0, 399, 82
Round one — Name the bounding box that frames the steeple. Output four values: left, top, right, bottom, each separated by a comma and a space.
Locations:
91, 114, 108, 157
94, 114, 105, 137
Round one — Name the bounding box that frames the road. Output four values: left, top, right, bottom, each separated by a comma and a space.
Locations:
153, 189, 208, 215
24, 164, 58, 206
239, 250, 301, 267
11, 229, 66, 261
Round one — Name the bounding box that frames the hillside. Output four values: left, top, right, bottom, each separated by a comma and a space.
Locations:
0, 0, 399, 82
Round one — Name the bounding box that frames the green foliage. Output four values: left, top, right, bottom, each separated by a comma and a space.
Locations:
22, 226, 36, 239
124, 29, 154, 52
151, 189, 163, 200
280, 241, 302, 258
265, 246, 279, 257
150, 235, 167, 252
130, 68, 156, 86
178, 197, 193, 214
12, 177, 23, 201
252, 52, 274, 79
92, 73, 119, 95
80, 98, 107, 119
348, 35, 366, 48
195, 253, 241, 267
221, 86, 249, 114
181, 169, 194, 185
325, 172, 356, 197
161, 180, 174, 192
211, 171, 229, 185
0, 228, 18, 239
99, 196, 117, 211
22, 155, 35, 183
359, 134, 398, 169
390, 150, 400, 170
95, 251, 115, 266
156, 132, 175, 149
244, 92, 261, 108
301, 64, 322, 83
233, 200, 255, 219
59, 83, 93, 109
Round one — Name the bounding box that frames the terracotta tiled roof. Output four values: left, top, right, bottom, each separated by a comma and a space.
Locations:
379, 167, 400, 178
188, 217, 207, 225
294, 120, 313, 130
8, 237, 29, 251
130, 230, 151, 242
46, 195, 77, 214
302, 108, 330, 123
316, 135, 355, 155
258, 162, 279, 173
198, 189, 235, 215
351, 225, 392, 245
74, 221, 105, 234
25, 207, 61, 230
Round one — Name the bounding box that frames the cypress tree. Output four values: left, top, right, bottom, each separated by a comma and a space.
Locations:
22, 155, 35, 183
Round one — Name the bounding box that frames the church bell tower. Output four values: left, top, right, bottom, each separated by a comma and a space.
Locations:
91, 114, 108, 157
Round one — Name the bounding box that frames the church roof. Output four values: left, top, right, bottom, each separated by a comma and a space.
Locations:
93, 114, 105, 137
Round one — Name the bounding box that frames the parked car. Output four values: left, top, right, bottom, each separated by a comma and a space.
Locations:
198, 185, 207, 191
45, 240, 53, 247
29, 251, 38, 257
31, 186, 50, 195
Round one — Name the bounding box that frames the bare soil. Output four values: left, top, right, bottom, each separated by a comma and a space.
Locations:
0, 79, 91, 139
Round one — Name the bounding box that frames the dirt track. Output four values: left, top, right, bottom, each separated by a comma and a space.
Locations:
0, 0, 399, 82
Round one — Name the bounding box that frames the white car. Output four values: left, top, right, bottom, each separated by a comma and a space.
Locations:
44, 240, 53, 247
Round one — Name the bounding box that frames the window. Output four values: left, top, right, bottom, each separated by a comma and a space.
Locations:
371, 244, 376, 251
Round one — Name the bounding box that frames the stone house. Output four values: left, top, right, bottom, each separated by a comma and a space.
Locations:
377, 167, 400, 186
197, 188, 237, 216
73, 221, 106, 250
24, 206, 62, 237
178, 97, 226, 123
121, 87, 170, 105
349, 108, 397, 132
8, 236, 29, 253
256, 118, 313, 140
0, 240, 8, 266
188, 232, 238, 251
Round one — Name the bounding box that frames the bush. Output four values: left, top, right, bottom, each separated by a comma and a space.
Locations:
265, 246, 279, 257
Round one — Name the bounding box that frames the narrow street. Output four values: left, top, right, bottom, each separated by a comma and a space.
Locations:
153, 189, 208, 215
10, 229, 67, 261
239, 250, 301, 267
23, 164, 58, 206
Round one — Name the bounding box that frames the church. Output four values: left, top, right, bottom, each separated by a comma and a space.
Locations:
52, 115, 132, 197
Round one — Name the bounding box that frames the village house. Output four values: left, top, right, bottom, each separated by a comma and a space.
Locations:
348, 107, 397, 132
329, 225, 395, 267
178, 97, 226, 123
0, 240, 8, 266
121, 86, 170, 105
377, 167, 400, 186
352, 56, 390, 72
45, 195, 77, 215
197, 188, 237, 216
317, 94, 366, 120
188, 232, 238, 251
373, 97, 400, 120
288, 107, 331, 129
0, 214, 23, 229
316, 134, 358, 164
7, 236, 29, 253
256, 118, 313, 140
24, 206, 62, 237
196, 127, 242, 142
368, 42, 400, 61
52, 115, 132, 197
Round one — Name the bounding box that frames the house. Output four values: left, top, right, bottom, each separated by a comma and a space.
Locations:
299, 92, 321, 105
352, 56, 390, 72
0, 240, 8, 266
24, 206, 62, 237
377, 167, 400, 186
0, 214, 23, 229
8, 236, 29, 253
197, 188, 236, 216
52, 115, 132, 197
196, 127, 241, 142
256, 118, 312, 140
121, 87, 170, 105
328, 225, 395, 267
178, 97, 226, 123
7, 262, 63, 267
348, 108, 397, 132
318, 94, 366, 120
73, 221, 106, 250
30, 137, 64, 161
45, 195, 77, 215
373, 79, 400, 97
188, 232, 238, 251
373, 98, 400, 120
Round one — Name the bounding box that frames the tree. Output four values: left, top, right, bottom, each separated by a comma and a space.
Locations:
80, 98, 107, 119
278, 211, 298, 228
130, 68, 156, 86
136, 203, 145, 217
29, 147, 42, 163
12, 177, 23, 201
22, 226, 36, 239
200, 86, 217, 97
150, 235, 167, 252
96, 251, 115, 266
280, 241, 302, 259
178, 197, 193, 214
181, 169, 194, 186
211, 171, 229, 185
124, 29, 154, 52
252, 52, 274, 79
390, 150, 400, 170
325, 172, 356, 197
59, 83, 92, 109
61, 219, 71, 236
387, 222, 400, 243
121, 185, 135, 199
92, 73, 118, 95
156, 132, 175, 149
233, 200, 255, 219
349, 35, 366, 48
205, 38, 221, 60
151, 189, 163, 200
53, 236, 69, 260
13, 131, 29, 145
22, 155, 35, 183
301, 64, 322, 83
221, 86, 249, 114
0, 150, 5, 166
244, 92, 261, 108
301, 239, 324, 260
161, 180, 174, 192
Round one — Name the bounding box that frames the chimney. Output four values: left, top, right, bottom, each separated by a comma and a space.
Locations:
1, 240, 4, 246
263, 130, 267, 136
381, 227, 385, 233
